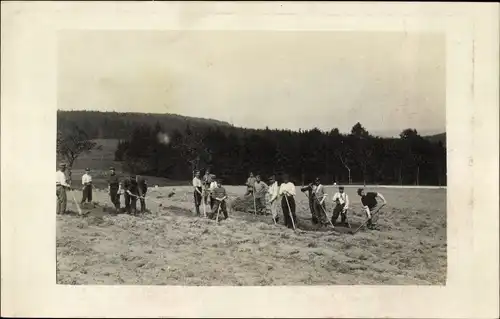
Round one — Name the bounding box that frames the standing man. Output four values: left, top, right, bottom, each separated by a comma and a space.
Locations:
279, 174, 297, 229
56, 163, 71, 215
81, 168, 93, 204
357, 188, 387, 230
136, 175, 148, 213
108, 167, 121, 211
209, 174, 218, 210
312, 178, 328, 226
254, 175, 268, 214
300, 182, 317, 224
209, 178, 229, 220
331, 185, 349, 226
192, 170, 203, 216
245, 172, 256, 196
267, 175, 280, 223
202, 168, 213, 206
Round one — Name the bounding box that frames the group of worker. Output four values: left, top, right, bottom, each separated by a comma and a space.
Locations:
192, 170, 388, 231
57, 163, 388, 231
56, 163, 148, 215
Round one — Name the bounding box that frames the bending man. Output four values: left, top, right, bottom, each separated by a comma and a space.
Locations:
357, 188, 387, 230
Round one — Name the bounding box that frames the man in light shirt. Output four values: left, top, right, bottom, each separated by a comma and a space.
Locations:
254, 174, 268, 214
331, 185, 349, 226
279, 174, 297, 229
81, 168, 93, 204
266, 175, 280, 223
56, 163, 71, 215
208, 174, 218, 210
192, 170, 203, 216
312, 178, 328, 227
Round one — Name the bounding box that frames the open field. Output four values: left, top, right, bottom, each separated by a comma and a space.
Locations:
56, 186, 446, 285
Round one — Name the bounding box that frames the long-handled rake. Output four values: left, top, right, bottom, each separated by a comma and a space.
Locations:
284, 194, 296, 231
314, 195, 335, 229
70, 190, 84, 216
348, 203, 386, 235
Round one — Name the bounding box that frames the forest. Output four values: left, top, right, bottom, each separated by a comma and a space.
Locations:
58, 110, 446, 186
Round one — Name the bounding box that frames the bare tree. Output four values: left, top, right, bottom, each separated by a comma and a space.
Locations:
57, 126, 102, 181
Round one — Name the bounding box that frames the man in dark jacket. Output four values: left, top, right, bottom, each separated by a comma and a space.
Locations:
301, 182, 317, 224
124, 174, 139, 215
108, 167, 121, 211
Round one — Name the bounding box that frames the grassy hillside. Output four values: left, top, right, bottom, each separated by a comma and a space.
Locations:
57, 110, 233, 139
425, 133, 446, 144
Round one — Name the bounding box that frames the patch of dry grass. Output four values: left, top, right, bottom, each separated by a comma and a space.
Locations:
57, 186, 446, 285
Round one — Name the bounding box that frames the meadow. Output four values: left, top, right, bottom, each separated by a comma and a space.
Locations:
56, 184, 446, 285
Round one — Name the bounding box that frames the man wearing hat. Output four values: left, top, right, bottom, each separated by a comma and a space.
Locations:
108, 167, 121, 211
331, 185, 350, 226
312, 177, 328, 226
209, 178, 228, 220
56, 163, 71, 214
81, 168, 93, 204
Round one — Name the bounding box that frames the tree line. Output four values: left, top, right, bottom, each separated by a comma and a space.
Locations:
114, 121, 447, 186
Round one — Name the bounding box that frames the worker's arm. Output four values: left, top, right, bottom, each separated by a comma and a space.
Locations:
377, 193, 387, 205
344, 195, 350, 210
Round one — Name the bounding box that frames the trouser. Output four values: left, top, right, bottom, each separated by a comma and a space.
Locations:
210, 196, 216, 210
194, 187, 202, 215
255, 195, 266, 213
81, 185, 92, 203
313, 199, 327, 225
366, 205, 379, 228
245, 187, 254, 196
308, 199, 317, 224
281, 196, 297, 229
209, 200, 228, 219
124, 193, 131, 210
109, 187, 120, 209
331, 203, 348, 224
267, 198, 279, 221
129, 196, 138, 214
139, 192, 146, 212
203, 186, 210, 204
56, 185, 67, 215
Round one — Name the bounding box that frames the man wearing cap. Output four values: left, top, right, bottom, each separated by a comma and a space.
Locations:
300, 181, 317, 224
123, 174, 139, 215
192, 170, 203, 216
254, 175, 268, 214
267, 175, 280, 223
331, 185, 350, 226
108, 167, 121, 211
56, 163, 71, 214
209, 178, 228, 220
357, 188, 387, 230
81, 168, 93, 204
312, 178, 328, 226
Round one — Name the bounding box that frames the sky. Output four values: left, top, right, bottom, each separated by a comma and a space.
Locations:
58, 31, 445, 137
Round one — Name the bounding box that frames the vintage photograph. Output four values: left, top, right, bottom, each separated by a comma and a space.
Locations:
55, 30, 447, 285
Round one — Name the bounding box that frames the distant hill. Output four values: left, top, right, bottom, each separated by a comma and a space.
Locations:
424, 133, 446, 144
57, 110, 233, 139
